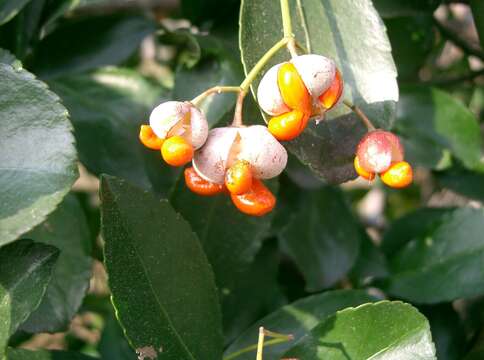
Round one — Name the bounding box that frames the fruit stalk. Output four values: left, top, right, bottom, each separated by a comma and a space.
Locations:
343, 99, 376, 131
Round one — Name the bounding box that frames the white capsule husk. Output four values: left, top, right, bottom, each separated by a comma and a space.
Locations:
193, 125, 287, 184
291, 54, 336, 98
257, 63, 290, 116
149, 101, 208, 149
193, 127, 239, 184
149, 101, 190, 139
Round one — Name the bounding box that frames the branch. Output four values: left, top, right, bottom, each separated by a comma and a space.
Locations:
433, 17, 484, 60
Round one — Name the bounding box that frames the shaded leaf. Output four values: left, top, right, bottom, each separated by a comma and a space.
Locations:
240, 0, 398, 183
383, 207, 484, 303
394, 86, 482, 170
471, 0, 484, 50
222, 240, 286, 344
435, 164, 484, 202
170, 176, 276, 301
422, 304, 466, 360
284, 301, 436, 359
225, 290, 378, 360
32, 13, 155, 78
0, 48, 20, 69
100, 175, 223, 360
0, 240, 59, 356
98, 314, 137, 360
373, 0, 440, 18
280, 186, 361, 291
173, 35, 243, 127
48, 67, 179, 196
6, 348, 97, 360
0, 0, 31, 25
20, 194, 92, 333
0, 63, 78, 246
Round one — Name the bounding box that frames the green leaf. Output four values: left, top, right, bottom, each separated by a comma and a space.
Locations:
100, 175, 223, 360
0, 48, 20, 68
225, 290, 378, 360
5, 348, 97, 360
0, 0, 31, 25
394, 86, 482, 170
19, 194, 92, 333
383, 207, 484, 303
0, 63, 78, 246
280, 186, 361, 291
283, 301, 436, 359
422, 304, 466, 360
32, 13, 155, 78
170, 176, 276, 299
173, 36, 243, 127
222, 240, 286, 344
0, 240, 59, 356
471, 0, 484, 50
48, 67, 179, 196
240, 0, 398, 183
373, 0, 440, 18
385, 15, 435, 80
98, 314, 137, 360
435, 165, 484, 202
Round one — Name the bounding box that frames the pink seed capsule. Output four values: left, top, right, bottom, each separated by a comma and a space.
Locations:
356, 130, 404, 173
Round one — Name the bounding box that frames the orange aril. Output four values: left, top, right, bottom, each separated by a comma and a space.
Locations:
230, 179, 276, 216
184, 167, 225, 196
268, 109, 309, 141
319, 69, 343, 110
354, 156, 375, 181
139, 125, 164, 150
277, 62, 312, 114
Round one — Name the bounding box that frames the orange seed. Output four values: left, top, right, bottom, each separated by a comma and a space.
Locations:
380, 161, 413, 189
225, 160, 253, 195
268, 109, 309, 141
354, 156, 375, 181
319, 68, 344, 110
161, 136, 194, 167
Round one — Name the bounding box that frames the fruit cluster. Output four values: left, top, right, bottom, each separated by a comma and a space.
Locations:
139, 54, 412, 216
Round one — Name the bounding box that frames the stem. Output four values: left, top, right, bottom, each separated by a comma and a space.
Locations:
191, 86, 241, 106
296, 0, 311, 53
232, 91, 245, 127
223, 328, 294, 360
256, 327, 265, 360
343, 100, 376, 131
280, 0, 298, 57
239, 38, 289, 95
433, 17, 484, 60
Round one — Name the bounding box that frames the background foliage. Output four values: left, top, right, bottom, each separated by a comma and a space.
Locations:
0, 0, 483, 359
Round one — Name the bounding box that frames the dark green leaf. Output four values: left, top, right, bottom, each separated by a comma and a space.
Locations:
280, 186, 361, 291
422, 304, 466, 360
385, 15, 434, 80
394, 86, 482, 170
471, 0, 484, 50
381, 207, 450, 256
0, 240, 59, 356
48, 67, 179, 196
373, 0, 440, 18
170, 176, 276, 300
240, 0, 398, 183
0, 0, 31, 25
222, 240, 286, 344
383, 207, 484, 303
173, 36, 243, 127
181, 0, 239, 27
0, 48, 20, 68
435, 165, 484, 202
32, 13, 155, 78
0, 63, 78, 246
20, 194, 92, 333
98, 314, 137, 360
6, 348, 97, 360
100, 175, 223, 360
225, 290, 378, 360
284, 301, 436, 359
